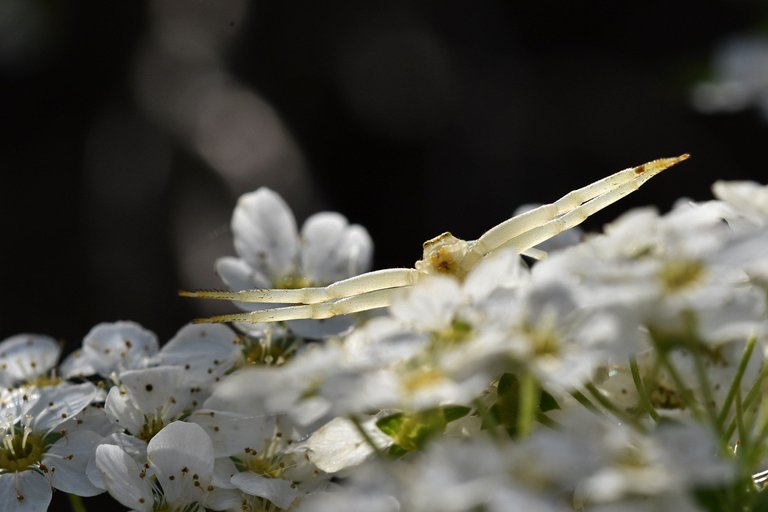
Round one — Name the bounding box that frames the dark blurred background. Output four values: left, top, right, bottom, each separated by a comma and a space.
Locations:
3, 0, 768, 347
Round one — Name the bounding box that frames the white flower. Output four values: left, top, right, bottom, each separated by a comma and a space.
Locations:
104, 366, 199, 442
149, 323, 242, 387
216, 187, 373, 338
577, 421, 733, 504
389, 435, 570, 512
305, 416, 392, 474
505, 408, 731, 508
60, 321, 158, 379
712, 180, 768, 229
190, 409, 326, 510
0, 334, 61, 388
294, 459, 400, 512
692, 34, 768, 119
503, 281, 620, 392
95, 421, 233, 511
534, 201, 765, 351
322, 251, 530, 414
0, 383, 103, 511
62, 322, 242, 394
207, 344, 343, 428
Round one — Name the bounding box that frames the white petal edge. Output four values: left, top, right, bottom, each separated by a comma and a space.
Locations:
95, 444, 153, 512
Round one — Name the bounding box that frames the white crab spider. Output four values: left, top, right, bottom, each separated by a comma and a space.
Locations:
182, 154, 689, 324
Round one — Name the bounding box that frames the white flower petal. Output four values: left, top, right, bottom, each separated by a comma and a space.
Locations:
104, 385, 146, 435
390, 276, 462, 331
306, 416, 391, 473
147, 421, 214, 506
205, 486, 244, 511
44, 430, 104, 496
231, 472, 299, 510
87, 432, 149, 490
286, 317, 355, 339
232, 187, 299, 281
463, 249, 527, 302
28, 383, 99, 434
343, 317, 428, 368
713, 179, 768, 226
212, 457, 239, 489
59, 348, 97, 379
95, 444, 153, 512
54, 403, 115, 438
153, 323, 242, 386
82, 321, 158, 376
118, 366, 191, 418
215, 256, 271, 291
189, 410, 275, 457
296, 491, 399, 512
0, 471, 51, 512
300, 213, 373, 284
0, 334, 60, 386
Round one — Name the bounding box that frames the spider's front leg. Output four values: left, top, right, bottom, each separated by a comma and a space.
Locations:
459, 154, 689, 270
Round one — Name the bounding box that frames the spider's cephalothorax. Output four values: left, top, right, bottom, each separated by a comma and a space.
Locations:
181, 154, 689, 324
416, 233, 472, 278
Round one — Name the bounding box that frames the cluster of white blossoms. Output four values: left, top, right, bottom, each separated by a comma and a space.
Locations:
691, 34, 768, 119
2, 180, 768, 511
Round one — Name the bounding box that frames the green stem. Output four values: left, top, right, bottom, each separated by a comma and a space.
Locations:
690, 344, 720, 429
655, 349, 705, 421
535, 412, 559, 429
717, 336, 757, 430
517, 369, 539, 438
348, 415, 385, 457
629, 356, 660, 422
570, 389, 599, 413
724, 362, 768, 442
67, 494, 86, 512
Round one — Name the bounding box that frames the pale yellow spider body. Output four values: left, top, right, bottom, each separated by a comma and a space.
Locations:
182, 154, 689, 324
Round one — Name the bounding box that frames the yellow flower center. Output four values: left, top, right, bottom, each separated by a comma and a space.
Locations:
0, 428, 44, 473
659, 260, 706, 292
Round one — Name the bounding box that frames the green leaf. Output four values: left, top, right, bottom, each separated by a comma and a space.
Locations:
376, 413, 405, 437
443, 405, 471, 423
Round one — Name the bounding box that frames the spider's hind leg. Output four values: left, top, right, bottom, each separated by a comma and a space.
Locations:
180, 268, 421, 305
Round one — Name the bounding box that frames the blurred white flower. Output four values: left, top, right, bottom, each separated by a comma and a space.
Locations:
577, 421, 733, 504
62, 321, 242, 391
712, 180, 768, 229
305, 415, 393, 474
149, 323, 242, 387
216, 187, 374, 338
190, 409, 325, 510
60, 321, 158, 379
206, 343, 343, 429
0, 334, 61, 388
692, 35, 768, 119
